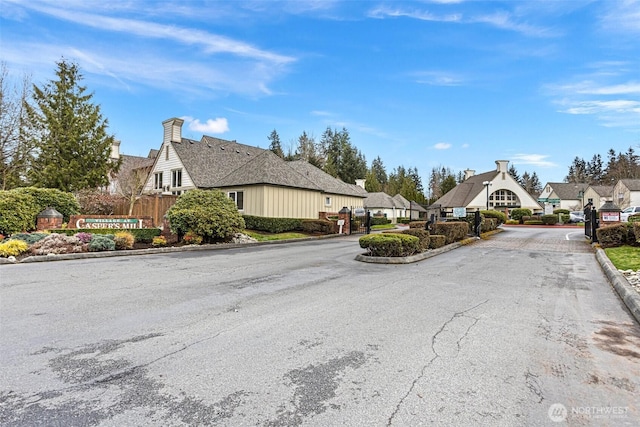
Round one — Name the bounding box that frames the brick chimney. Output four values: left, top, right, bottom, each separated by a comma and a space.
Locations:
162, 118, 184, 144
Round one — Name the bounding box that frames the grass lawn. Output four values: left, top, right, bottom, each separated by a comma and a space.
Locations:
243, 230, 309, 242
371, 224, 396, 230
604, 245, 640, 271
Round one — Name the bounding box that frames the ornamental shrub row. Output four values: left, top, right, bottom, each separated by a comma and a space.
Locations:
429, 235, 446, 249
359, 233, 420, 257
432, 222, 469, 244
242, 215, 303, 233
370, 217, 391, 226
0, 188, 80, 235
301, 219, 335, 234
0, 240, 30, 257
480, 210, 506, 225
49, 228, 161, 243
511, 208, 532, 222
596, 223, 639, 248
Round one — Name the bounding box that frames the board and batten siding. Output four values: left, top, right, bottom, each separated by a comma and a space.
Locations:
143, 143, 195, 193
220, 185, 365, 219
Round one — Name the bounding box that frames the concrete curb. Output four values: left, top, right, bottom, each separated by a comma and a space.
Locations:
595, 248, 640, 325
355, 228, 504, 264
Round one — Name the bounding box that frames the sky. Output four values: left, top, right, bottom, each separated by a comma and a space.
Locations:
1, 0, 639, 192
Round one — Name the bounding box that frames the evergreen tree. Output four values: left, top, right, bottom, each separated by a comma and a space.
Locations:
267, 129, 284, 158
321, 127, 366, 184
364, 169, 382, 192
508, 164, 522, 185
565, 157, 588, 183
25, 59, 117, 191
370, 156, 388, 187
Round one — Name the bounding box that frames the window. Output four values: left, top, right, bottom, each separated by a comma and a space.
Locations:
488, 189, 519, 207
171, 169, 182, 188
325, 197, 332, 206
228, 191, 244, 210
154, 172, 163, 190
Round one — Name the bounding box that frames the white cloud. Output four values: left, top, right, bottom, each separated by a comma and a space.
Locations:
561, 100, 640, 115
461, 143, 470, 148
599, 0, 640, 35
511, 154, 557, 168
182, 116, 229, 134
413, 71, 464, 86
434, 142, 452, 150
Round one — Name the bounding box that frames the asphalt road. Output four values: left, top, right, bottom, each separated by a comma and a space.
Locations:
1, 227, 639, 426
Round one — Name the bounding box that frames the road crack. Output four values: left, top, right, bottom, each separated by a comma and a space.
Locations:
387, 299, 489, 426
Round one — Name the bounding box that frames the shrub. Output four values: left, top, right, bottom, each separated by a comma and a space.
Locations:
596, 223, 629, 248
167, 190, 245, 242
480, 210, 506, 225
0, 191, 40, 235
400, 229, 430, 251
359, 233, 420, 257
31, 233, 87, 255
74, 232, 93, 244
10, 187, 79, 222
301, 219, 335, 234
152, 235, 167, 247
114, 231, 135, 249
628, 214, 640, 223
511, 208, 532, 223
88, 235, 116, 252
243, 215, 302, 233
8, 232, 49, 245
560, 214, 570, 223
183, 230, 203, 245
370, 217, 390, 226
397, 217, 411, 224
409, 221, 427, 229
541, 214, 559, 225
0, 240, 30, 257
51, 228, 161, 243
505, 219, 519, 225
553, 209, 570, 215
482, 218, 498, 232
432, 222, 469, 244
429, 235, 446, 249
634, 223, 640, 243
524, 220, 544, 225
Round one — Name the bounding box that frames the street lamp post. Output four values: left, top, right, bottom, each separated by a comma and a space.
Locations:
483, 181, 492, 211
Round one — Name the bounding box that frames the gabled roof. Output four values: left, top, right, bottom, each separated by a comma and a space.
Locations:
434, 170, 497, 207
216, 150, 321, 191
620, 179, 640, 191
364, 192, 402, 209
168, 136, 365, 197
588, 185, 613, 197
547, 182, 589, 200
171, 137, 264, 188
410, 201, 428, 212
287, 160, 366, 197
392, 194, 410, 209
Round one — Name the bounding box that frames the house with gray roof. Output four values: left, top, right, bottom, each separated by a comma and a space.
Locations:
432, 160, 542, 216
142, 118, 366, 219
538, 182, 589, 210
363, 192, 407, 223
583, 185, 613, 208
613, 179, 640, 209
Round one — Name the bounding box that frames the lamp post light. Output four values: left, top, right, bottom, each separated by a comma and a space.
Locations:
483, 181, 492, 211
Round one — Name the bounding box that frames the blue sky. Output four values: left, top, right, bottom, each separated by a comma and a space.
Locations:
2, 0, 639, 191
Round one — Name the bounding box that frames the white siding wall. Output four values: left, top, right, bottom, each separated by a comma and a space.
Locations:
143, 143, 195, 194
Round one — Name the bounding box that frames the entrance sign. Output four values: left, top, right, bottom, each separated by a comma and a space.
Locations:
354, 208, 366, 216
75, 218, 144, 229
453, 207, 467, 218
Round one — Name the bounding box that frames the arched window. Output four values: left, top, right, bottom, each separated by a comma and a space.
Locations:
488, 189, 520, 208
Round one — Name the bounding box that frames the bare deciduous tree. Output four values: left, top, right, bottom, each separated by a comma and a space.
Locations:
0, 63, 34, 190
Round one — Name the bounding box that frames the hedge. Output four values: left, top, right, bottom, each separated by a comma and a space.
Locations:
301, 219, 335, 234
511, 208, 532, 222
596, 223, 629, 248
432, 222, 469, 244
409, 221, 428, 229
480, 210, 506, 225
359, 233, 420, 257
385, 229, 430, 251
370, 216, 390, 226
541, 214, 558, 225
429, 235, 446, 249
243, 215, 303, 233
49, 228, 161, 243
0, 191, 39, 235
10, 187, 79, 222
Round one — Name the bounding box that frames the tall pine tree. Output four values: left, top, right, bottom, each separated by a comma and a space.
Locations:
267, 129, 284, 158
26, 60, 117, 191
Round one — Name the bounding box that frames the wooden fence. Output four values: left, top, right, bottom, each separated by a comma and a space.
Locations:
114, 195, 178, 227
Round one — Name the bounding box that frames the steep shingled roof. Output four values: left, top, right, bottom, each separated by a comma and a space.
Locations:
364, 192, 401, 209
434, 170, 497, 207
589, 185, 613, 197
169, 136, 365, 197
620, 179, 640, 191
287, 160, 367, 197
547, 182, 589, 200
